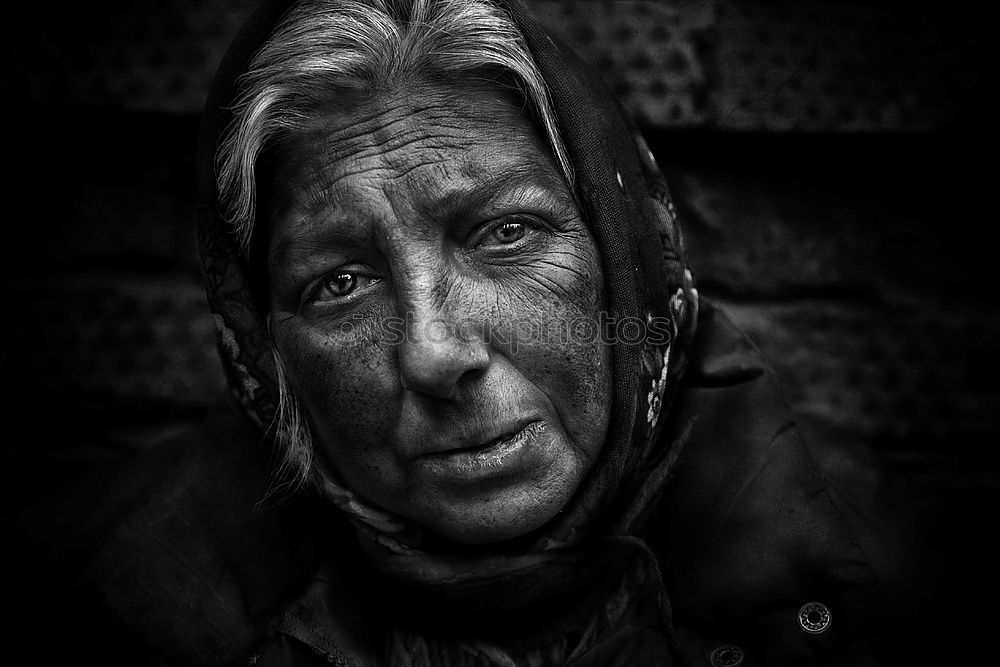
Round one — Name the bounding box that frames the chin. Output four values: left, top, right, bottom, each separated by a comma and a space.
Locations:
418, 481, 577, 546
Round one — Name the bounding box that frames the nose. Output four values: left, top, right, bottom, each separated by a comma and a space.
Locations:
397, 300, 490, 400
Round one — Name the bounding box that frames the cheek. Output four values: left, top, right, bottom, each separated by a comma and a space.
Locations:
493, 240, 611, 446
274, 319, 400, 478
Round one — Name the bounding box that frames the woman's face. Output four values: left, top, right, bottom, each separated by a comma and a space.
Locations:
266, 82, 611, 544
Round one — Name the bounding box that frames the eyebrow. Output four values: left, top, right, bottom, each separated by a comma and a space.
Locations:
269, 223, 364, 272
425, 159, 569, 223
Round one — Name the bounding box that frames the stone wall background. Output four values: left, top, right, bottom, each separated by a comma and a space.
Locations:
2, 0, 995, 659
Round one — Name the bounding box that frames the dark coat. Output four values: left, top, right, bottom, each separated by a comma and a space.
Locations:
4, 303, 920, 666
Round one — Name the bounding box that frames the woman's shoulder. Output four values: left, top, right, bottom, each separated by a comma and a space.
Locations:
7, 403, 328, 665
649, 301, 919, 665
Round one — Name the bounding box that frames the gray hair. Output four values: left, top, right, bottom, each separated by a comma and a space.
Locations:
216, 0, 573, 251
217, 0, 573, 494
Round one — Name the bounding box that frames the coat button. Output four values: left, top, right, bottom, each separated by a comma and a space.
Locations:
709, 644, 745, 667
798, 601, 832, 634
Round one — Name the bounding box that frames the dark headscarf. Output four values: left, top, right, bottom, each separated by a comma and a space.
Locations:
197, 0, 699, 660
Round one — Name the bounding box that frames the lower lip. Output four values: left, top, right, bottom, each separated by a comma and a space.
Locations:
416, 421, 546, 482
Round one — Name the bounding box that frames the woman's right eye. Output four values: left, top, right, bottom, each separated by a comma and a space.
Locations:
322, 272, 360, 297
307, 270, 382, 306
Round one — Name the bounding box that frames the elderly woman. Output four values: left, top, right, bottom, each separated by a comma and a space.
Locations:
15, 0, 915, 665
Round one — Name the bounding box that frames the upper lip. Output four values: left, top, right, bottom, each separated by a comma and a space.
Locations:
406, 417, 541, 459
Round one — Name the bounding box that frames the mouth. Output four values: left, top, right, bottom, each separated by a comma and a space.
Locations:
415, 420, 546, 480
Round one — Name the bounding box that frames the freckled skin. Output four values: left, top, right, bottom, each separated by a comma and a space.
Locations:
265, 82, 611, 544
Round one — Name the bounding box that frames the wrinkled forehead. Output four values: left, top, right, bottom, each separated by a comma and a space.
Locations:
277, 85, 535, 179
259, 82, 571, 232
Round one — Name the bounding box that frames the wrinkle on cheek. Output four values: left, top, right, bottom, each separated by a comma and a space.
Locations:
277, 322, 400, 474
487, 247, 609, 458
491, 245, 604, 351
533, 252, 598, 298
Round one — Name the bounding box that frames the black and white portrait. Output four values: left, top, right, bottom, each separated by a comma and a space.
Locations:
2, 1, 994, 665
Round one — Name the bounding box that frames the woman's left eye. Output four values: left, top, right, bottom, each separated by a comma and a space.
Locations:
480, 220, 529, 247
